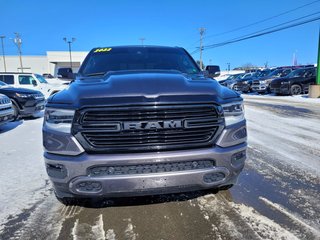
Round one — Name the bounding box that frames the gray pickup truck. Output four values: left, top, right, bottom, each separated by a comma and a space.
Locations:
43, 46, 247, 204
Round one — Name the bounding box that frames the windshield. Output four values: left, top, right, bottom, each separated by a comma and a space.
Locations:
257, 70, 271, 77
0, 81, 7, 87
35, 74, 48, 83
79, 47, 200, 76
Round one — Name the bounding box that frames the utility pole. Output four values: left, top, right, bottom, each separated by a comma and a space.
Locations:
199, 27, 206, 70
13, 33, 23, 72
63, 37, 76, 70
139, 37, 145, 45
0, 35, 6, 72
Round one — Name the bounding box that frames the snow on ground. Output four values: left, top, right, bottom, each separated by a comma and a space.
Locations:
244, 93, 320, 104
0, 118, 49, 232
244, 96, 320, 175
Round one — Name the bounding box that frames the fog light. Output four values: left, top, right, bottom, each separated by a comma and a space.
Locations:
203, 172, 225, 183
76, 181, 102, 192
46, 164, 67, 179
231, 150, 246, 166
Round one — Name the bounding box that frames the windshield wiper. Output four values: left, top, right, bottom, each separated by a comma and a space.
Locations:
85, 72, 106, 77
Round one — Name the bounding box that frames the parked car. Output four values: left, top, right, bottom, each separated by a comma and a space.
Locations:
0, 94, 14, 126
251, 68, 293, 94
42, 73, 54, 79
234, 70, 272, 93
0, 81, 45, 120
270, 67, 317, 95
219, 73, 244, 90
0, 72, 67, 98
233, 73, 257, 93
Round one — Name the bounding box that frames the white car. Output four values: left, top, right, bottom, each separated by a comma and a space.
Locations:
0, 72, 67, 99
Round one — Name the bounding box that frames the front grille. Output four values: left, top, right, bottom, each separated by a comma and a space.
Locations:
0, 97, 11, 105
33, 93, 44, 100
0, 107, 12, 112
73, 104, 224, 153
252, 80, 260, 85
88, 160, 215, 176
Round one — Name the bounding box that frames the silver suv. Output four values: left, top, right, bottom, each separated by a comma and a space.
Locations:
0, 94, 14, 127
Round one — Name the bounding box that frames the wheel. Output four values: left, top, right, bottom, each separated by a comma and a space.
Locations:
11, 103, 19, 121
266, 87, 271, 94
290, 84, 302, 95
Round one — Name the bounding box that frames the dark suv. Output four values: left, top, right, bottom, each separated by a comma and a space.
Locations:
251, 68, 293, 93
0, 81, 45, 119
270, 67, 317, 95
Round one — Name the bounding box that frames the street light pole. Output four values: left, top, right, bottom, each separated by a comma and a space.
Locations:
139, 37, 145, 45
13, 33, 23, 72
63, 37, 76, 70
0, 35, 6, 72
199, 27, 206, 70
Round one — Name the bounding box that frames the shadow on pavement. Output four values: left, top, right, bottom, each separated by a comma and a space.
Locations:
68, 188, 224, 208
0, 120, 23, 134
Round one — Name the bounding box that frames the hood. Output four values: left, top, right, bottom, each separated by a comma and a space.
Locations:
0, 86, 41, 94
48, 71, 241, 108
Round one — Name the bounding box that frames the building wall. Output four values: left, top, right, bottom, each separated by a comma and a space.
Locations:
0, 56, 48, 73
0, 51, 88, 75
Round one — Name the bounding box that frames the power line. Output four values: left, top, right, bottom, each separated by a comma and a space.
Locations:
205, 11, 320, 47
203, 15, 320, 50
204, 0, 320, 39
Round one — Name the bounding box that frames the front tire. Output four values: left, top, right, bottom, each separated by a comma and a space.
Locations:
11, 103, 19, 121
290, 84, 302, 95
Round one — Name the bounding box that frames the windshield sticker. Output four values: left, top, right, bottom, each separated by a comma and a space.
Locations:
94, 48, 112, 53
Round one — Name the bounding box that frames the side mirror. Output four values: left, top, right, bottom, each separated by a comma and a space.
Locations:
32, 80, 38, 86
205, 65, 221, 78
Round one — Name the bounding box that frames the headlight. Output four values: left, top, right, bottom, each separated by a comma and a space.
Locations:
222, 102, 245, 126
16, 93, 33, 98
44, 108, 75, 133
280, 81, 288, 85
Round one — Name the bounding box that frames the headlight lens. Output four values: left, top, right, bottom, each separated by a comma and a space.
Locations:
16, 93, 33, 98
44, 108, 75, 133
222, 102, 245, 126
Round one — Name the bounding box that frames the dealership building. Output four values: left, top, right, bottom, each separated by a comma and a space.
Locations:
0, 51, 89, 75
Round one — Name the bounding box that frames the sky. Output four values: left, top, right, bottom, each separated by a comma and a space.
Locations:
0, 0, 319, 70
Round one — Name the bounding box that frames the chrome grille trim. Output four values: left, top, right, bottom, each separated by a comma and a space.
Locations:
73, 103, 224, 153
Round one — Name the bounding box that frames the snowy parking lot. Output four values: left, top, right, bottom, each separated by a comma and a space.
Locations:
0, 95, 319, 240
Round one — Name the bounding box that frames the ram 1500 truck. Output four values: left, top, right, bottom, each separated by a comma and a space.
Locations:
43, 46, 247, 204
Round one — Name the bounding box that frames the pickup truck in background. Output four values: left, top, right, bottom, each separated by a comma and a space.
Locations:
43, 46, 247, 205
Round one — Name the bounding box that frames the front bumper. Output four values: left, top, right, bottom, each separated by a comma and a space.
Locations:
251, 84, 267, 92
44, 121, 247, 198
270, 85, 290, 95
19, 100, 45, 116
0, 107, 14, 126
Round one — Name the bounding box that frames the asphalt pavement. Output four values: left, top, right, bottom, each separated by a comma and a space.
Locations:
0, 95, 319, 240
